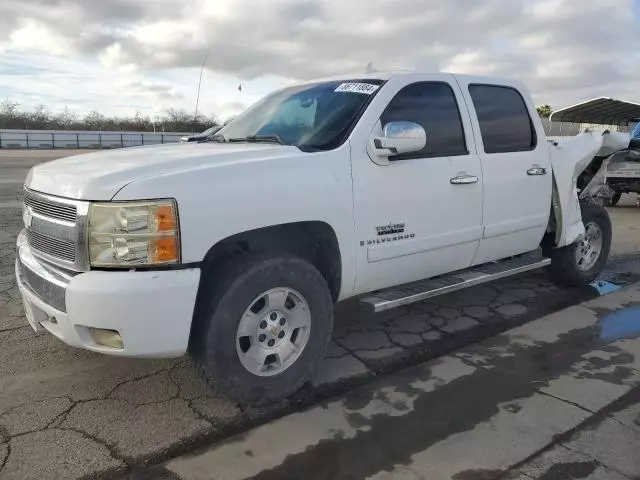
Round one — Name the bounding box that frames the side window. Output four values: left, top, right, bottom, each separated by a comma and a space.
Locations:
380, 82, 468, 160
468, 84, 537, 154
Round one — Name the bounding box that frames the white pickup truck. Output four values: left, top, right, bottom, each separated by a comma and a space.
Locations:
16, 72, 625, 404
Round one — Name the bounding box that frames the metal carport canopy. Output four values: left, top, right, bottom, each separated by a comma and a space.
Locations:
550, 97, 640, 126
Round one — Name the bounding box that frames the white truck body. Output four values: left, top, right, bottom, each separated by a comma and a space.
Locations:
16, 72, 620, 402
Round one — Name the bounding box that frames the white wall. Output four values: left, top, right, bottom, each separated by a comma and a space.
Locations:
0, 129, 191, 149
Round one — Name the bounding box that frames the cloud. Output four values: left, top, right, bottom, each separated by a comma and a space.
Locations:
126, 80, 183, 99
8, 18, 71, 55
0, 49, 263, 119
0, 0, 638, 117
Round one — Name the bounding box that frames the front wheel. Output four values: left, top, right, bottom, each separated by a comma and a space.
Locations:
192, 253, 333, 405
548, 202, 612, 286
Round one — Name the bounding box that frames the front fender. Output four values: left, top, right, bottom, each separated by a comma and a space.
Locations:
111, 147, 358, 300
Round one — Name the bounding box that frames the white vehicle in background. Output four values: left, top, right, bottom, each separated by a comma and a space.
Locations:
598, 136, 640, 206
579, 138, 640, 207
16, 72, 625, 404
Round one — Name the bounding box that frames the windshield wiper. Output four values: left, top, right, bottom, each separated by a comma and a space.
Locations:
204, 133, 228, 143
228, 134, 284, 145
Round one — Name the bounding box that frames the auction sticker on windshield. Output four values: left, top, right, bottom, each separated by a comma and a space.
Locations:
334, 83, 380, 94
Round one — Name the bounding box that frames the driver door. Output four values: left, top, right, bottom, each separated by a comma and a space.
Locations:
351, 76, 484, 295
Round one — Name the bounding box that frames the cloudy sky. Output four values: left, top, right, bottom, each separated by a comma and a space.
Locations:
0, 0, 638, 121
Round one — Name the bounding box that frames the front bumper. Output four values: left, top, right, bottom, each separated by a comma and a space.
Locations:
16, 230, 201, 357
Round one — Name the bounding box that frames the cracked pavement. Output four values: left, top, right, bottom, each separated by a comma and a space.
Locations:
160, 285, 640, 480
1, 151, 640, 480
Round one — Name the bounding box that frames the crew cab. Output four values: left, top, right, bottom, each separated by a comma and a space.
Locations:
16, 72, 622, 404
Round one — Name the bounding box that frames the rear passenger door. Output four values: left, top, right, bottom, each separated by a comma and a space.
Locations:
456, 79, 552, 264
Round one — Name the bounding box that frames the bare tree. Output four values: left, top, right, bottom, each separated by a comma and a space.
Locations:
0, 100, 218, 132
54, 106, 77, 129
130, 111, 151, 131
165, 108, 192, 124
0, 99, 22, 128
203, 113, 219, 126
0, 98, 19, 117
29, 104, 52, 129
162, 108, 194, 131
84, 111, 106, 130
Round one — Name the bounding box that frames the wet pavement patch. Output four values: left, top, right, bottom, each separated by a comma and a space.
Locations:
536, 461, 598, 480
599, 306, 640, 342
236, 318, 638, 480
125, 466, 183, 480
451, 468, 505, 480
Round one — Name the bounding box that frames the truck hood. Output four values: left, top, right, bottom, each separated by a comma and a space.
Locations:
25, 142, 299, 200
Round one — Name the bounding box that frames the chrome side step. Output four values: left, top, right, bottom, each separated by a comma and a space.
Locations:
359, 251, 551, 312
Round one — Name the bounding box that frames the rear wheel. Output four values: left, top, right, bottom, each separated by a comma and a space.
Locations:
605, 192, 622, 207
548, 202, 611, 286
192, 253, 333, 405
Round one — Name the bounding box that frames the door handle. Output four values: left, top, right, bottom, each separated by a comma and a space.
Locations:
450, 174, 479, 185
527, 167, 547, 176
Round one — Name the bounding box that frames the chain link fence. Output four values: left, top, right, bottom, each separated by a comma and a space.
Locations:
541, 119, 632, 138
0, 129, 190, 149
541, 118, 581, 137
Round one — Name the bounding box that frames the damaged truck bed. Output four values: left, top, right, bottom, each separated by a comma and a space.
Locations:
550, 97, 640, 206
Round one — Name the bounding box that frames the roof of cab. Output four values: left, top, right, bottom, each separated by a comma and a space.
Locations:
305, 70, 519, 85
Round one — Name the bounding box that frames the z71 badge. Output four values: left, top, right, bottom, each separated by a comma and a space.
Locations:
376, 223, 405, 236
360, 223, 414, 246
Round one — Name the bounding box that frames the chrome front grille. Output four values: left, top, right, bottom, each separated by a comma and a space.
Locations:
17, 253, 69, 313
24, 191, 77, 223
27, 229, 76, 262
23, 188, 90, 271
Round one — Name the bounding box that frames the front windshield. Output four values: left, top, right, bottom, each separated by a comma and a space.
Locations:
218, 79, 384, 150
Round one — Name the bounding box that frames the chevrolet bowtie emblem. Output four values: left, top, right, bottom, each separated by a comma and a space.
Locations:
23, 208, 33, 228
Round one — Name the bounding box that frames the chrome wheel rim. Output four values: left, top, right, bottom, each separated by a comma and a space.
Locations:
575, 222, 603, 271
236, 287, 311, 377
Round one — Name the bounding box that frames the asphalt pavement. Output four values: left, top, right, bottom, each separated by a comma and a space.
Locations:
159, 284, 640, 480
1, 150, 640, 480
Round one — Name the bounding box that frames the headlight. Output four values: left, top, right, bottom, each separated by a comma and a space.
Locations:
88, 200, 180, 267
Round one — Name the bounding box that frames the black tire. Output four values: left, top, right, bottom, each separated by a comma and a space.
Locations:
191, 252, 333, 405
606, 192, 622, 207
548, 202, 612, 286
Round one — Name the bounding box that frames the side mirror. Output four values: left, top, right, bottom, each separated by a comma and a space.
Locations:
372, 121, 426, 157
